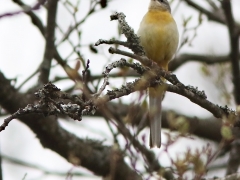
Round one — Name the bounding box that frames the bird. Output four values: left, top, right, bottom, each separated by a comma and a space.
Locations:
137, 0, 179, 148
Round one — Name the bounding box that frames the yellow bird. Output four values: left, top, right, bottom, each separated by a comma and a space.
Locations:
137, 0, 179, 148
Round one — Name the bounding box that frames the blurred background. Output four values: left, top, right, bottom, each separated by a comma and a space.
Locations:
0, 0, 240, 179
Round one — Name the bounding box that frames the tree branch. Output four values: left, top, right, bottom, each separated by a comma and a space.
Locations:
94, 12, 237, 120
11, 0, 45, 34
221, 0, 240, 175
221, 0, 240, 104
183, 0, 225, 24
0, 72, 141, 180
169, 53, 230, 71
100, 102, 222, 142
11, 0, 75, 87
38, 0, 58, 84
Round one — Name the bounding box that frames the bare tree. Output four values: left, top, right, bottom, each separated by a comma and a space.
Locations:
0, 0, 240, 180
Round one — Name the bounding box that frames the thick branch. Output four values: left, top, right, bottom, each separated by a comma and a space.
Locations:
12, 0, 72, 85
97, 102, 222, 142
221, 0, 240, 104
0, 73, 141, 180
169, 53, 230, 71
226, 139, 240, 175
221, 0, 240, 175
38, 0, 58, 84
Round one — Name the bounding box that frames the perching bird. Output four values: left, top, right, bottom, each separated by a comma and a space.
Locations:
137, 0, 179, 148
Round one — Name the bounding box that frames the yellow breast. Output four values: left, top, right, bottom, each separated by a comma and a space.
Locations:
137, 10, 179, 70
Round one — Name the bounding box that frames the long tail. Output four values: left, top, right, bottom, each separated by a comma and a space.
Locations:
149, 87, 164, 148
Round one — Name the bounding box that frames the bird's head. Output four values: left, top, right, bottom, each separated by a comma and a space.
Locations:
149, 0, 171, 13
